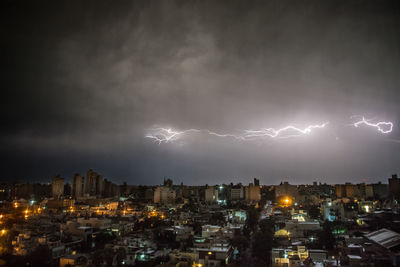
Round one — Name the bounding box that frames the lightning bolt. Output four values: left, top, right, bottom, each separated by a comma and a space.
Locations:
145, 122, 328, 144
243, 122, 329, 139
145, 128, 244, 144
145, 128, 199, 144
353, 117, 393, 134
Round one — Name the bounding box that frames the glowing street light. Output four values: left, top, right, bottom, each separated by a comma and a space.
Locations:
280, 196, 292, 207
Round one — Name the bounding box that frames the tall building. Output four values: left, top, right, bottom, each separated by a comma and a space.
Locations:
71, 173, 84, 198
360, 183, 374, 199
154, 186, 176, 204
335, 184, 346, 198
205, 186, 218, 203
52, 175, 64, 199
344, 183, 361, 199
275, 182, 297, 199
85, 169, 103, 196
372, 182, 389, 199
230, 185, 244, 200
389, 174, 400, 199
254, 178, 260, 186
163, 178, 173, 187
245, 183, 261, 202
145, 188, 154, 201
103, 179, 119, 198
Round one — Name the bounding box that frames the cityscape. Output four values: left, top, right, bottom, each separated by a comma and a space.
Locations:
2, 0, 400, 266
0, 172, 399, 266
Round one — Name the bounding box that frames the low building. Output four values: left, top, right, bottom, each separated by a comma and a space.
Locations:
59, 254, 88, 267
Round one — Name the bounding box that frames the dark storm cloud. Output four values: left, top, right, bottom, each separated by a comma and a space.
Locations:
1, 0, 400, 184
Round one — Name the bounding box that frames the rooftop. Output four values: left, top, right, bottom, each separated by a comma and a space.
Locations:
364, 228, 400, 250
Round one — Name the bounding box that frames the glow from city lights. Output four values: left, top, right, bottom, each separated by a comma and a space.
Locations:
353, 117, 393, 134
145, 122, 328, 144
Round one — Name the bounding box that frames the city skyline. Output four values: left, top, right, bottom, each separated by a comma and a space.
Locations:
3, 169, 396, 186
2, 1, 400, 184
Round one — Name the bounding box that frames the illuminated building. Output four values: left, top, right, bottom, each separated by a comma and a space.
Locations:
194, 243, 233, 266
278, 196, 293, 207
205, 186, 218, 203
358, 200, 375, 213
321, 199, 344, 221
59, 254, 88, 267
272, 247, 327, 266
281, 220, 321, 238
275, 182, 298, 200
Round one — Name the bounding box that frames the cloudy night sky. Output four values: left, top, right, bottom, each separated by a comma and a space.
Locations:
1, 0, 400, 185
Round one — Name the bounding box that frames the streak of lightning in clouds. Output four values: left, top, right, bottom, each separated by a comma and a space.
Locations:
145, 122, 329, 144
353, 117, 393, 134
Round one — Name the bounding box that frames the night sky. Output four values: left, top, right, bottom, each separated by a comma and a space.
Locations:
1, 0, 400, 185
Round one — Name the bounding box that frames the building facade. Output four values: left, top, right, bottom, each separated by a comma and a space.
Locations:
71, 173, 84, 198
52, 175, 64, 199
154, 186, 176, 204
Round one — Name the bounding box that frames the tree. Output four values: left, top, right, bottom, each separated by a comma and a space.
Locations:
259, 218, 275, 234
317, 221, 335, 249
116, 247, 127, 267
209, 212, 225, 226
252, 219, 275, 264
245, 206, 259, 232
308, 206, 321, 220
30, 245, 53, 267
94, 231, 115, 249
192, 221, 202, 235
92, 248, 115, 267
252, 231, 273, 263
